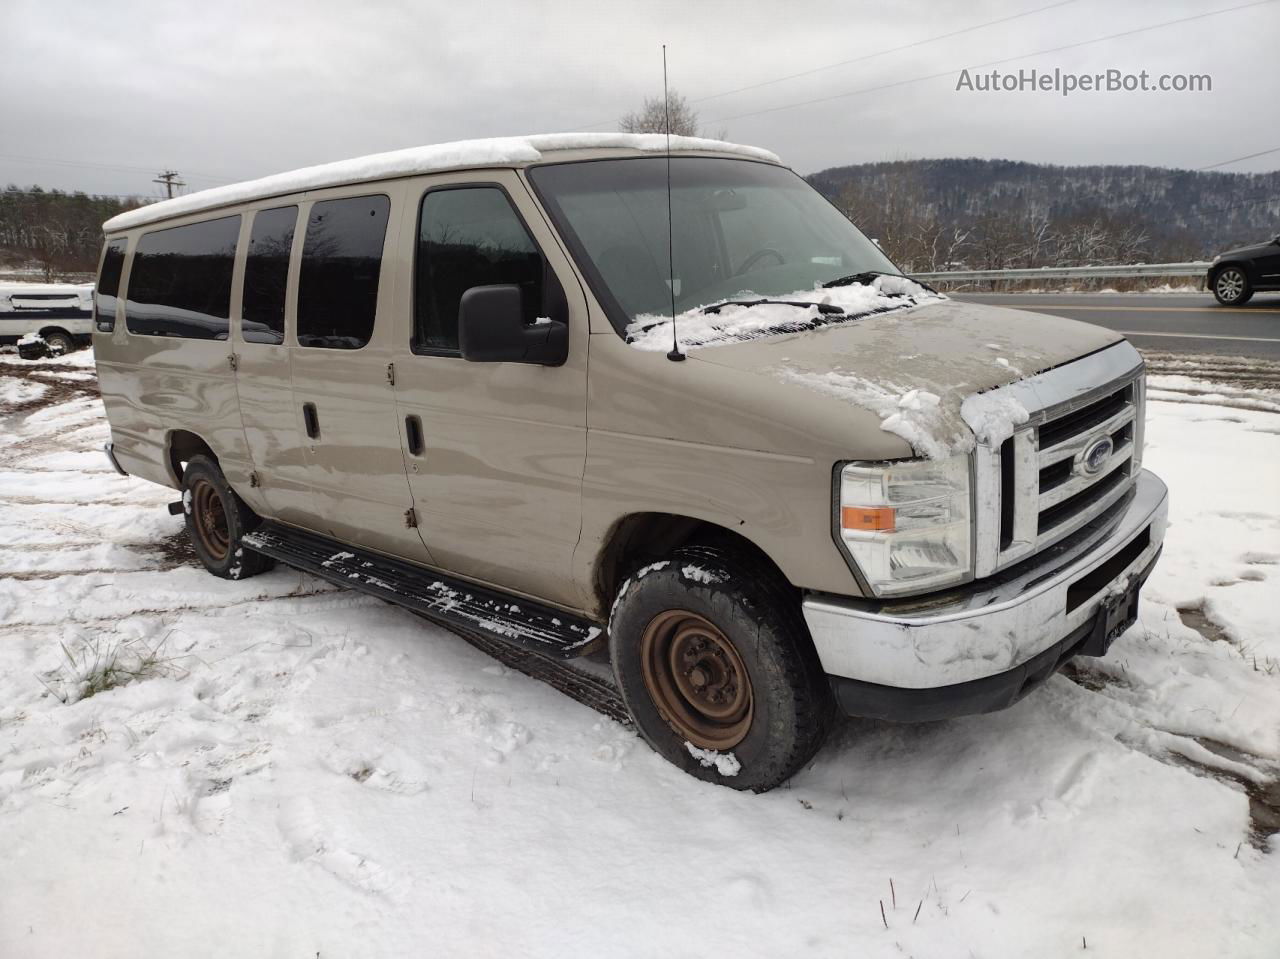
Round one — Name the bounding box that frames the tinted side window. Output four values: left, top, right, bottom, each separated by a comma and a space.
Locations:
414, 187, 542, 353
297, 195, 389, 350
125, 216, 240, 340
95, 238, 127, 332
241, 205, 297, 344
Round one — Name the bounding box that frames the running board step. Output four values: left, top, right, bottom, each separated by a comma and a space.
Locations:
242, 522, 604, 660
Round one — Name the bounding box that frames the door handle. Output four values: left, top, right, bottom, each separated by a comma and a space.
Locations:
405, 414, 424, 456
302, 402, 320, 439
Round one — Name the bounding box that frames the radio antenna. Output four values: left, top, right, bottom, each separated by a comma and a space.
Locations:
662, 44, 685, 362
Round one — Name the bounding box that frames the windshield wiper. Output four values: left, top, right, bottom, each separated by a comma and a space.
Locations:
821, 270, 937, 294
700, 298, 845, 316
820, 270, 898, 289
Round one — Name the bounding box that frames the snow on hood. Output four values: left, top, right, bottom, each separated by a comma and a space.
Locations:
626, 275, 944, 351
689, 298, 1125, 460
103, 133, 782, 233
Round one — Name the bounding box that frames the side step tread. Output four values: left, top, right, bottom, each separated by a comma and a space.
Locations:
242, 521, 603, 660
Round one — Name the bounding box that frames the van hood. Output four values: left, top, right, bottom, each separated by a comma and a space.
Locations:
686, 298, 1125, 459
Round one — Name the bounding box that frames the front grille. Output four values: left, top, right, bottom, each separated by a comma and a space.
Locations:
973, 346, 1145, 579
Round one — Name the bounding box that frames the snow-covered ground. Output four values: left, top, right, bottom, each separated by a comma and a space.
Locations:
1, 350, 1278, 958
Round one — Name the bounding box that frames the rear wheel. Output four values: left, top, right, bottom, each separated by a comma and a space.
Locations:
609, 544, 834, 792
181, 454, 274, 580
1212, 266, 1252, 306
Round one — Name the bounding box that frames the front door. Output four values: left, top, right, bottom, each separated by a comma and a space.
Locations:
287, 187, 431, 562
391, 172, 589, 609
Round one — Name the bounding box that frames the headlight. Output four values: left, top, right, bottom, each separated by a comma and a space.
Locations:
836, 456, 973, 597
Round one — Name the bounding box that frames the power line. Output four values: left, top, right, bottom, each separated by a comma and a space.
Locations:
703, 0, 1278, 125
1198, 146, 1280, 171
564, 0, 1081, 131
0, 152, 234, 182
691, 0, 1079, 106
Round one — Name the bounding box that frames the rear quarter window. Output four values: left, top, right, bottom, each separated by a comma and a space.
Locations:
95, 238, 128, 332
125, 216, 240, 340
297, 195, 390, 350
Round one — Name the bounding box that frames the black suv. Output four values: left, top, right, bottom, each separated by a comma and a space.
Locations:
1207, 234, 1280, 305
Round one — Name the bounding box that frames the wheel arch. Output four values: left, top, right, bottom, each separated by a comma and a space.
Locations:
592, 511, 795, 617
1209, 260, 1253, 283
166, 429, 218, 485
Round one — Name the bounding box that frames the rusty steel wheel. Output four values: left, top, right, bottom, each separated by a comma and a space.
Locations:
639, 609, 754, 751
189, 477, 231, 562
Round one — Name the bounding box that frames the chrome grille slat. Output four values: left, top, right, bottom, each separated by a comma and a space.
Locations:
1033, 467, 1134, 548
1037, 441, 1134, 508
1037, 405, 1136, 467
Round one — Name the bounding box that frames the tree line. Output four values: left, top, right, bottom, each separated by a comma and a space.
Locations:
0, 186, 139, 278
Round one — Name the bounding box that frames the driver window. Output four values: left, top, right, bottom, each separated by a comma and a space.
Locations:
414, 187, 543, 354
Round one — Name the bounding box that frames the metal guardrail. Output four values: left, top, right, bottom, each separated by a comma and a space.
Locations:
911, 262, 1211, 282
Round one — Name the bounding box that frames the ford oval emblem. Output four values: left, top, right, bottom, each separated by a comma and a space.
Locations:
1081, 436, 1114, 475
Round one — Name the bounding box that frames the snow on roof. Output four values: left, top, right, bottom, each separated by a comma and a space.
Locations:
103, 133, 783, 233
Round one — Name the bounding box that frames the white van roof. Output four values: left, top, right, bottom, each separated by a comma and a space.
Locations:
103, 133, 783, 234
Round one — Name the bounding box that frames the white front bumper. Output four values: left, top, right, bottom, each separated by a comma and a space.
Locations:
803, 469, 1168, 689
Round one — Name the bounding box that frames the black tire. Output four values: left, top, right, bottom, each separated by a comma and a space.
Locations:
609, 544, 834, 792
1212, 266, 1252, 306
181, 454, 274, 580
42, 330, 74, 356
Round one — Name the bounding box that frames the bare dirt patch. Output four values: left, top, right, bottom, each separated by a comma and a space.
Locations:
0, 359, 100, 415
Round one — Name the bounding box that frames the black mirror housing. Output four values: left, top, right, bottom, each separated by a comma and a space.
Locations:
458, 284, 568, 366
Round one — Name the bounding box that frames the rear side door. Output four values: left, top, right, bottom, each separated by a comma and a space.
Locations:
231, 204, 314, 523
287, 187, 432, 562
390, 172, 589, 609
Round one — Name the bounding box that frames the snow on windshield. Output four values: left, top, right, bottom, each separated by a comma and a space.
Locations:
625, 274, 945, 352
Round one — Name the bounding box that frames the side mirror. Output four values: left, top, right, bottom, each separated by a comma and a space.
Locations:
458, 284, 567, 366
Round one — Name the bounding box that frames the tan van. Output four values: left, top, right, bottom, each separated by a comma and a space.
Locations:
94, 134, 1167, 790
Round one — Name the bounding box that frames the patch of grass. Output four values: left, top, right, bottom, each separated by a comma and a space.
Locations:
40, 634, 184, 704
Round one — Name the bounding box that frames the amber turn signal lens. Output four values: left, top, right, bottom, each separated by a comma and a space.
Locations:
840, 506, 895, 531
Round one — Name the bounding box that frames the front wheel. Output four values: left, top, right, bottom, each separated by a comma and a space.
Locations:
609, 545, 833, 791
42, 330, 74, 356
1212, 266, 1252, 306
181, 454, 274, 580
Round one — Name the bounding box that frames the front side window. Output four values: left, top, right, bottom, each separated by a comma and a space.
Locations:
528, 157, 900, 336
414, 187, 543, 353
297, 195, 389, 350
95, 238, 127, 332
125, 216, 240, 340
241, 205, 297, 345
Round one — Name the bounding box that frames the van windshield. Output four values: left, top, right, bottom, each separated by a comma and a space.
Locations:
527, 156, 902, 338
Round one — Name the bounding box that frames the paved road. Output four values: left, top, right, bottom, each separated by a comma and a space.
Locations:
951, 292, 1280, 360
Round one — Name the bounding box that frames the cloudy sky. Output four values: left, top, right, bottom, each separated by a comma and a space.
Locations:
2, 0, 1276, 200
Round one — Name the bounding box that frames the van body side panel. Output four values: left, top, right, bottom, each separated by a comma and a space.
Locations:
285, 184, 431, 563
390, 170, 589, 609
232, 206, 314, 523
93, 221, 252, 491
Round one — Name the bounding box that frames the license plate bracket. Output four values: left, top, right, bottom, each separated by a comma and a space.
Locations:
1081, 578, 1140, 657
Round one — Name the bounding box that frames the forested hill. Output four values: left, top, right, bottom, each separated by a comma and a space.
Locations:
806, 158, 1280, 267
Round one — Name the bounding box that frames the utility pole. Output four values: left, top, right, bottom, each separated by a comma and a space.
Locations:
153, 170, 185, 199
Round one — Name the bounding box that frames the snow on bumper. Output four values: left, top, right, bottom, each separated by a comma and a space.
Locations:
804, 469, 1168, 690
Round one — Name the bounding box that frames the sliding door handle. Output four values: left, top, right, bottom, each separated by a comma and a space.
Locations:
302, 402, 320, 439
405, 414, 424, 456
